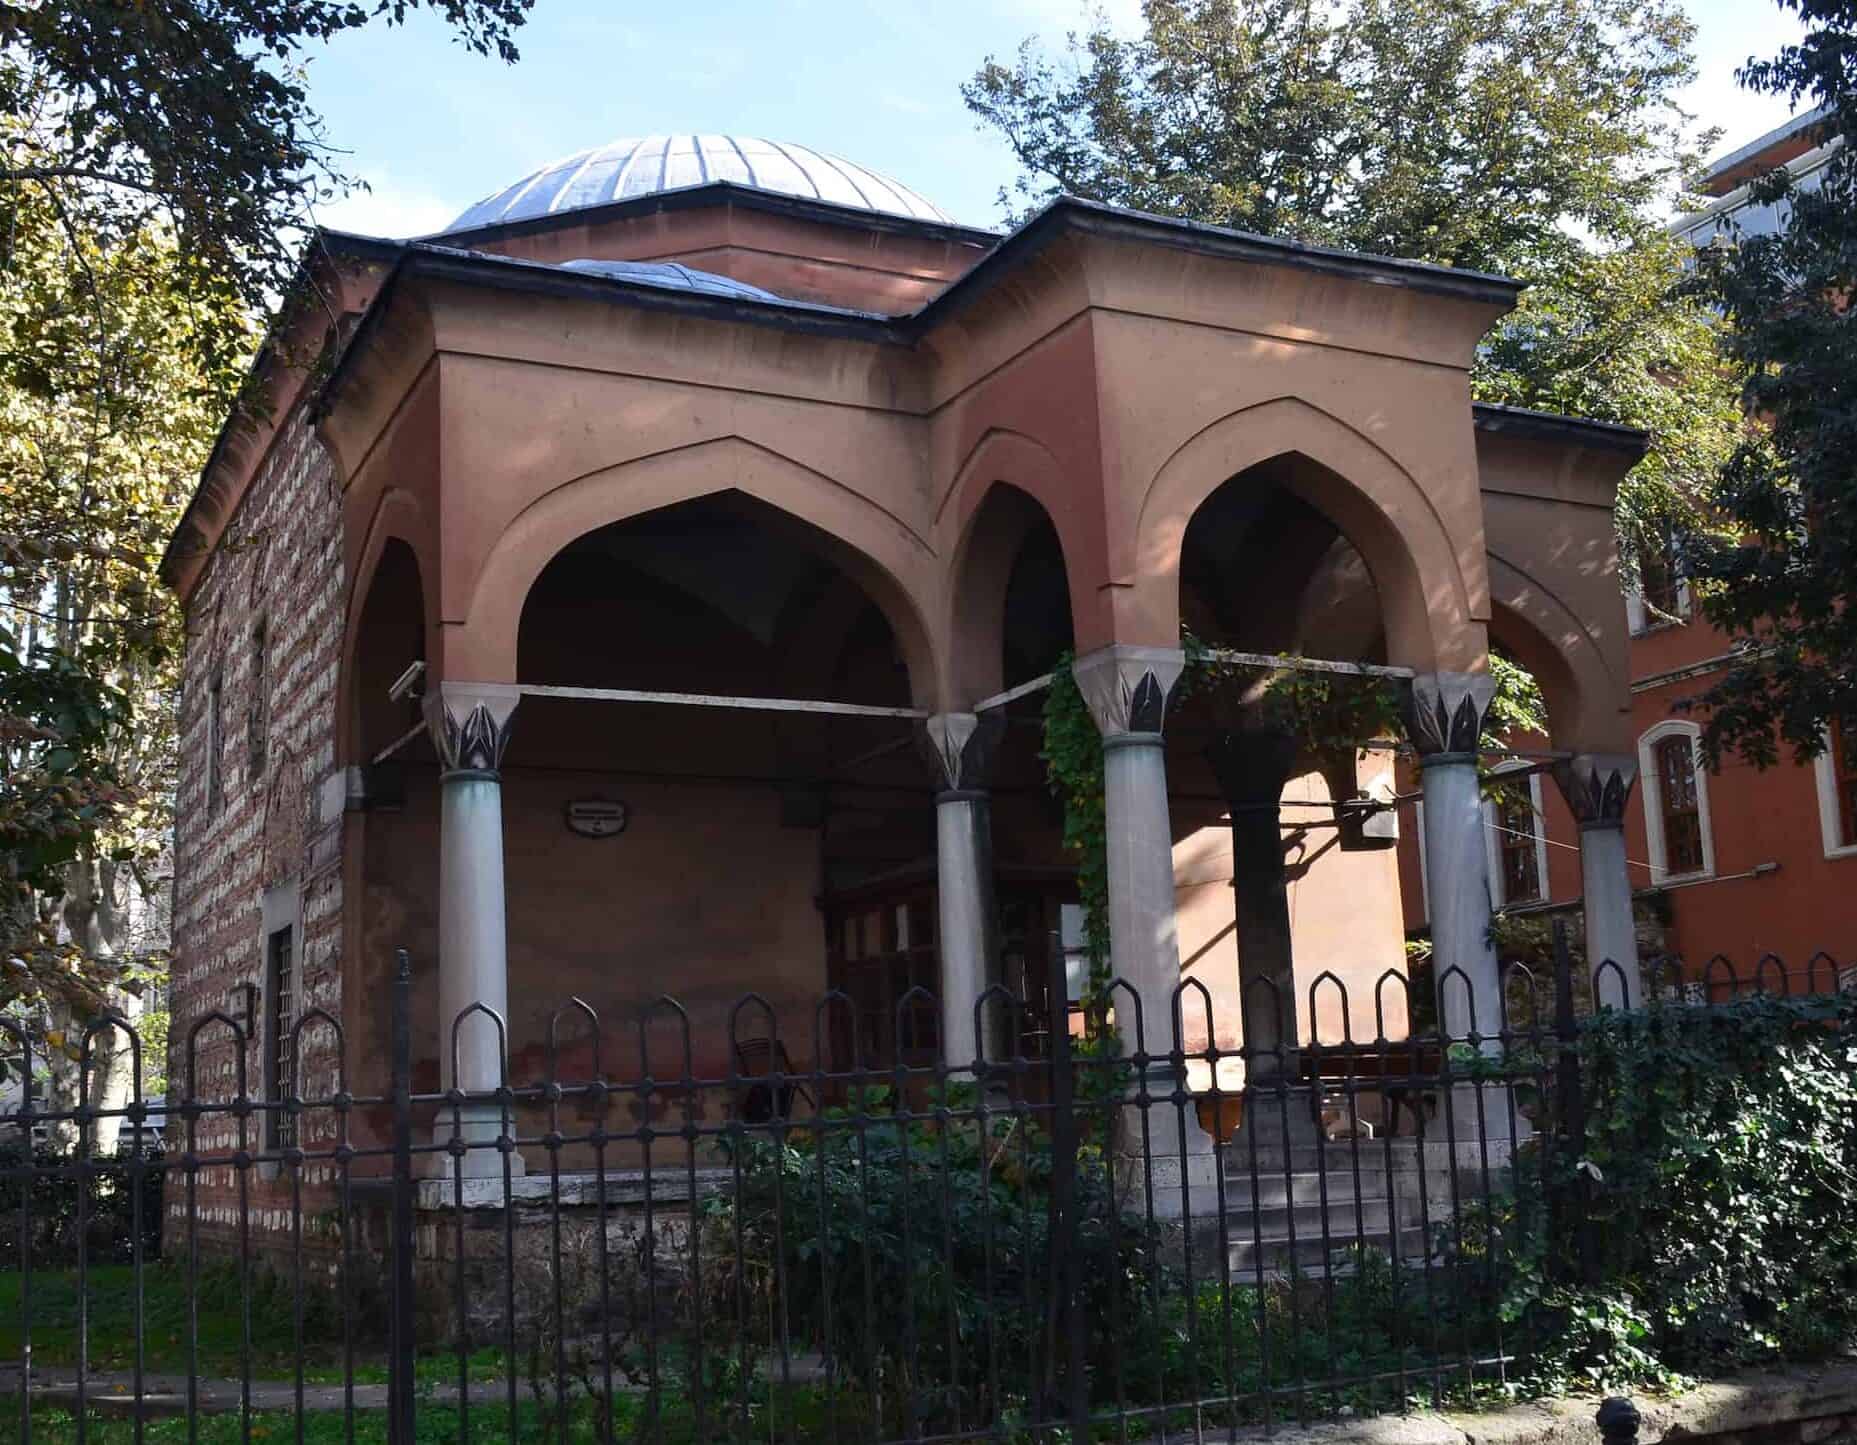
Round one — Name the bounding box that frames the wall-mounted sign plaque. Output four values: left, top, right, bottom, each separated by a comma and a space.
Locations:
565, 797, 628, 839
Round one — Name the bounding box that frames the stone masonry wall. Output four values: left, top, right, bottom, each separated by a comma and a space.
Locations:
165, 403, 348, 1274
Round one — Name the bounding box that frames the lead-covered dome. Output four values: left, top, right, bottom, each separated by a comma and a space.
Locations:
446, 135, 954, 232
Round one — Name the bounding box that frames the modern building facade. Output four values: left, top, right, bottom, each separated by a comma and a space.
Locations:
161, 135, 1645, 1248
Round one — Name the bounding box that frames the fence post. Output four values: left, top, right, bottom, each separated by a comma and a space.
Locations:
1552, 920, 1597, 1283
1038, 928, 1090, 1443
388, 949, 417, 1445
1597, 1397, 1641, 1445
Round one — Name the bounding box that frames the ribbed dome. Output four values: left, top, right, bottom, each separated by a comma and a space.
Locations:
446, 135, 954, 232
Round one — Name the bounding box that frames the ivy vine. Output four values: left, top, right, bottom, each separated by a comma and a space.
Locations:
1039, 651, 1111, 994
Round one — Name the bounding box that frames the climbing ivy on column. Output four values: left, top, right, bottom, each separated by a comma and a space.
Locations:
1040, 651, 1111, 994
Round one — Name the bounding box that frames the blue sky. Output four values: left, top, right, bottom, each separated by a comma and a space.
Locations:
307, 0, 1810, 240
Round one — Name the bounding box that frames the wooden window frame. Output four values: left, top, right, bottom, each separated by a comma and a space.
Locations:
1815, 717, 1857, 858
1638, 721, 1714, 883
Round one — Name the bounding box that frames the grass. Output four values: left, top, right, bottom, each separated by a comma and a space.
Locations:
8, 1404, 539, 1444
0, 1268, 507, 1387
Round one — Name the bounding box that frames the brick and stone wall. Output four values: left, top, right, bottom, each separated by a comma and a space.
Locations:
166, 404, 348, 1269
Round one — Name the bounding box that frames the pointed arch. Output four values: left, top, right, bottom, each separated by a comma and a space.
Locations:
1487, 553, 1631, 752
1130, 397, 1484, 671
338, 489, 436, 766
450, 435, 942, 703
941, 428, 1106, 651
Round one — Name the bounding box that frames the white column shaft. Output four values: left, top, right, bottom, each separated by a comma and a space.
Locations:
1102, 736, 1182, 1059
1419, 757, 1502, 1045
1580, 823, 1641, 1010
438, 774, 511, 1094
935, 795, 991, 1069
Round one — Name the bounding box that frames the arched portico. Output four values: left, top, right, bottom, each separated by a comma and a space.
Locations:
446, 436, 945, 707
1487, 555, 1630, 755
338, 491, 438, 768
1126, 397, 1487, 674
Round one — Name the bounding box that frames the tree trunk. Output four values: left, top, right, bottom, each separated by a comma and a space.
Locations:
47, 854, 137, 1153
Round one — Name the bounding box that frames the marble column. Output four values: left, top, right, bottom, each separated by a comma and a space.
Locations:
1554, 753, 1642, 1010
918, 711, 1005, 1073
1402, 672, 1502, 1049
424, 680, 524, 1178
1205, 725, 1301, 1083
1072, 645, 1216, 1201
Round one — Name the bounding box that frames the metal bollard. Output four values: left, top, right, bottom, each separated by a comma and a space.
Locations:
1598, 1397, 1642, 1445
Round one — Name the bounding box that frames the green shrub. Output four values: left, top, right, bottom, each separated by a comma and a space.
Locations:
0, 1142, 163, 1266
703, 1083, 1164, 1435
1512, 988, 1857, 1387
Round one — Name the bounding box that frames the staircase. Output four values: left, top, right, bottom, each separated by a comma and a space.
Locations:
1216, 1091, 1433, 1278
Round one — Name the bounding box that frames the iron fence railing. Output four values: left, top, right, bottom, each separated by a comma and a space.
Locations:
0, 931, 1850, 1444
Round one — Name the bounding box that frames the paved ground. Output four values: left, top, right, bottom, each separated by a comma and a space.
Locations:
0, 1366, 519, 1416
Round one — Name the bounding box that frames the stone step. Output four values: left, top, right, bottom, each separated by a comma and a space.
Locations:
1227, 1224, 1430, 1278
1225, 1142, 1421, 1177
1235, 1195, 1396, 1240
1221, 1168, 1389, 1210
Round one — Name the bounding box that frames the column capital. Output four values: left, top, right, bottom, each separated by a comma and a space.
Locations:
917, 711, 1005, 796
1553, 752, 1638, 828
1401, 670, 1496, 760
424, 681, 521, 776
1072, 644, 1187, 740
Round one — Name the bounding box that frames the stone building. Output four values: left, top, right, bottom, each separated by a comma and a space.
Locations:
160, 135, 1643, 1251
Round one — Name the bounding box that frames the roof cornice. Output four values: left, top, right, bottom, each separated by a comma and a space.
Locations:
312, 239, 913, 420
313, 200, 1542, 487
926, 197, 1525, 320
159, 230, 403, 597
1472, 401, 1648, 458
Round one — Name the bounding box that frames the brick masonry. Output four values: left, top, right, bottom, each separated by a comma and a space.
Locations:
166, 403, 348, 1269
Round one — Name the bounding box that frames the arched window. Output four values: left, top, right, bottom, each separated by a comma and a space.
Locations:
1638, 720, 1714, 883
1656, 737, 1704, 873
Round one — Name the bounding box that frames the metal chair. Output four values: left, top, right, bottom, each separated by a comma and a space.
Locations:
733, 1036, 816, 1122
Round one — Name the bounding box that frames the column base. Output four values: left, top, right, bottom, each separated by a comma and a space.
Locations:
425, 1101, 527, 1180
1117, 1071, 1219, 1219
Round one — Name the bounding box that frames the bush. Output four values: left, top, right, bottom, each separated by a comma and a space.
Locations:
1512, 988, 1857, 1387
703, 1083, 1164, 1435
0, 1141, 163, 1266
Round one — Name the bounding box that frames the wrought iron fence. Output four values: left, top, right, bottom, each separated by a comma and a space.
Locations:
1, 934, 1852, 1444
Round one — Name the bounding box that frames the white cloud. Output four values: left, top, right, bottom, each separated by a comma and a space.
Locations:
313, 170, 460, 240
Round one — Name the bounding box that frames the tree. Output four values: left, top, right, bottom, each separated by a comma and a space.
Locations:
0, 1, 532, 353
1684, 1, 1857, 768
1476, 233, 1746, 581
0, 135, 244, 1122
963, 0, 1743, 572
0, 0, 535, 1118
